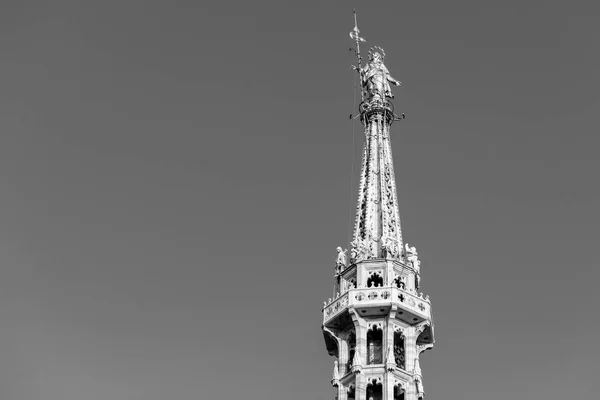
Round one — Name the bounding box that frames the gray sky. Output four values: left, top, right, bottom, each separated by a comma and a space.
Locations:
1, 1, 599, 399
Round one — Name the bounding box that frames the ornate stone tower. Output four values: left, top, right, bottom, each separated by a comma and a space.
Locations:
322, 14, 435, 400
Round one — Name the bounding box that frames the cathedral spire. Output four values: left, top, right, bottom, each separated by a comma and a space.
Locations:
349, 20, 404, 264
322, 12, 435, 400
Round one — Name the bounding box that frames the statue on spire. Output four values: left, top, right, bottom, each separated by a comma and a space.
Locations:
361, 47, 401, 100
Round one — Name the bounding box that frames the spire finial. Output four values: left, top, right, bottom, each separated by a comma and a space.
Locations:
351, 351, 362, 373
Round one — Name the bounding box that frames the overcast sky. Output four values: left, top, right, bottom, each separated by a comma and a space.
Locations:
1, 1, 599, 399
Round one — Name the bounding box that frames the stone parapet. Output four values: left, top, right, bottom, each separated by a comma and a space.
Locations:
323, 287, 431, 326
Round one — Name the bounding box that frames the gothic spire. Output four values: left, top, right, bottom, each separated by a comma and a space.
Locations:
321, 15, 435, 400
349, 20, 404, 264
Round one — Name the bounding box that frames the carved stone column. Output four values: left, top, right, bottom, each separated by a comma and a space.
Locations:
349, 308, 367, 371
349, 308, 368, 399
404, 379, 417, 400
337, 384, 348, 400
355, 373, 367, 400
338, 334, 350, 376
403, 327, 415, 379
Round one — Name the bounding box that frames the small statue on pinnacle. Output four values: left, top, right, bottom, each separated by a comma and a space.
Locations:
335, 246, 348, 272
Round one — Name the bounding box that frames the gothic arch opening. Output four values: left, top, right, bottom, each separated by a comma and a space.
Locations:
416, 323, 433, 345
348, 384, 356, 400
367, 326, 383, 364
393, 384, 405, 400
394, 331, 405, 369
347, 330, 356, 371
367, 272, 383, 288
393, 275, 406, 290
366, 379, 383, 400
347, 277, 357, 291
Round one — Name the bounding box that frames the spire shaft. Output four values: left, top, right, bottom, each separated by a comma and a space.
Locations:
349, 42, 403, 262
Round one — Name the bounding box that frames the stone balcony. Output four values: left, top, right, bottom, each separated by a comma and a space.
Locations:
322, 286, 432, 328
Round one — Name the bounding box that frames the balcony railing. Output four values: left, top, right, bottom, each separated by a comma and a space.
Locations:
323, 287, 431, 324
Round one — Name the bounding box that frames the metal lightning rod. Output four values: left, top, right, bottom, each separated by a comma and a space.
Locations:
349, 9, 366, 102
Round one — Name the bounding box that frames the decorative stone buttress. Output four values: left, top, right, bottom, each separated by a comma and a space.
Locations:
322, 15, 435, 400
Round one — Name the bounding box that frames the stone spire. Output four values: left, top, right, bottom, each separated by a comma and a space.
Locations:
321, 12, 435, 400
349, 29, 404, 264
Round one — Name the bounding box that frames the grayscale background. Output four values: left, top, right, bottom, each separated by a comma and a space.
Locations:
1, 1, 599, 399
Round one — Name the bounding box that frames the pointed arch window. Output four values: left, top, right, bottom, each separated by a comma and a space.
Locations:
367, 326, 383, 364
367, 272, 383, 288
347, 331, 356, 371
394, 331, 405, 369
366, 379, 383, 400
